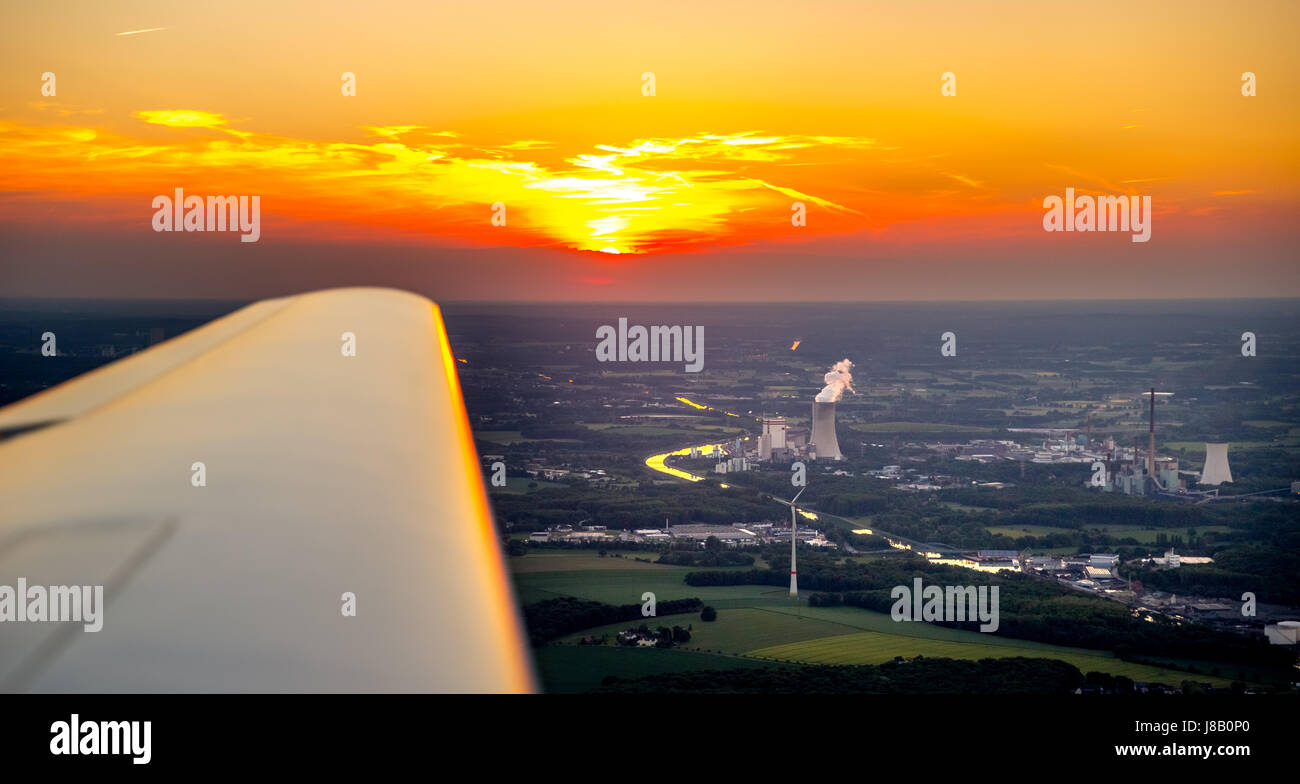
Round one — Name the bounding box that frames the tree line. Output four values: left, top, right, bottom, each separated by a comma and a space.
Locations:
594, 657, 1085, 694
521, 596, 703, 646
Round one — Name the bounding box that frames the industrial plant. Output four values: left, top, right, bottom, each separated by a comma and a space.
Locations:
1100, 389, 1235, 501
710, 359, 853, 471
925, 388, 1242, 501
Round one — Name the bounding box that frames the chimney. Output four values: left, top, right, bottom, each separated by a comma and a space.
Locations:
1148, 387, 1156, 477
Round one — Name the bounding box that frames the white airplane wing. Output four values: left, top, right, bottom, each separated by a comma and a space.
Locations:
0, 287, 536, 693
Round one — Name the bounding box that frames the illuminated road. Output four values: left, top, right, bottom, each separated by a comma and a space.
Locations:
646, 443, 983, 565
644, 442, 725, 484
644, 441, 817, 520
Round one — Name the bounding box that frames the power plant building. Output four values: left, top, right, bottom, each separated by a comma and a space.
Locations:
762, 416, 787, 450
1105, 456, 1182, 496
758, 416, 788, 461
1102, 389, 1185, 496
714, 456, 752, 474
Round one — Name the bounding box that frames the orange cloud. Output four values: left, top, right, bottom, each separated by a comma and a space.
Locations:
134, 110, 232, 130
0, 114, 886, 253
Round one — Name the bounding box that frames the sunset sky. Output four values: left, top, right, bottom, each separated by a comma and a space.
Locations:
2, 0, 1298, 301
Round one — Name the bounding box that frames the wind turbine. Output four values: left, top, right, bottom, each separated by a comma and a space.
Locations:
788, 487, 805, 598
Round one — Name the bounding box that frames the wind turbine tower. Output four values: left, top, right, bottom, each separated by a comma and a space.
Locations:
789, 487, 805, 598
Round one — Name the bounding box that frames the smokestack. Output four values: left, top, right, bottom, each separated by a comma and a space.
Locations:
1148, 387, 1155, 477
810, 401, 842, 460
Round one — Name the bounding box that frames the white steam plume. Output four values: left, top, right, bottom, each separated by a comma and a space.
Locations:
815, 359, 855, 402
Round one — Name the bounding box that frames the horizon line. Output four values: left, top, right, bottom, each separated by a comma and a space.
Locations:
2, 293, 1299, 306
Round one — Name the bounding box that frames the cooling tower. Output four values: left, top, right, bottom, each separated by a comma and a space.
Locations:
1200, 443, 1233, 485
810, 401, 842, 460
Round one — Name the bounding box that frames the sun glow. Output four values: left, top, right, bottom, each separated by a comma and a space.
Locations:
0, 118, 874, 254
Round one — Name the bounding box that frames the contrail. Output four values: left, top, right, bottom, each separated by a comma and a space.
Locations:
116, 27, 168, 37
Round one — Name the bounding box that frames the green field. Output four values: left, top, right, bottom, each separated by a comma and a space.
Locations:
851, 422, 994, 433
512, 562, 780, 607
510, 551, 671, 573
512, 550, 1249, 691
558, 607, 854, 654
474, 430, 582, 445
586, 423, 746, 436
475, 429, 525, 444
747, 632, 1236, 687
1166, 440, 1296, 452
586, 425, 725, 437
491, 476, 567, 494
940, 501, 997, 513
